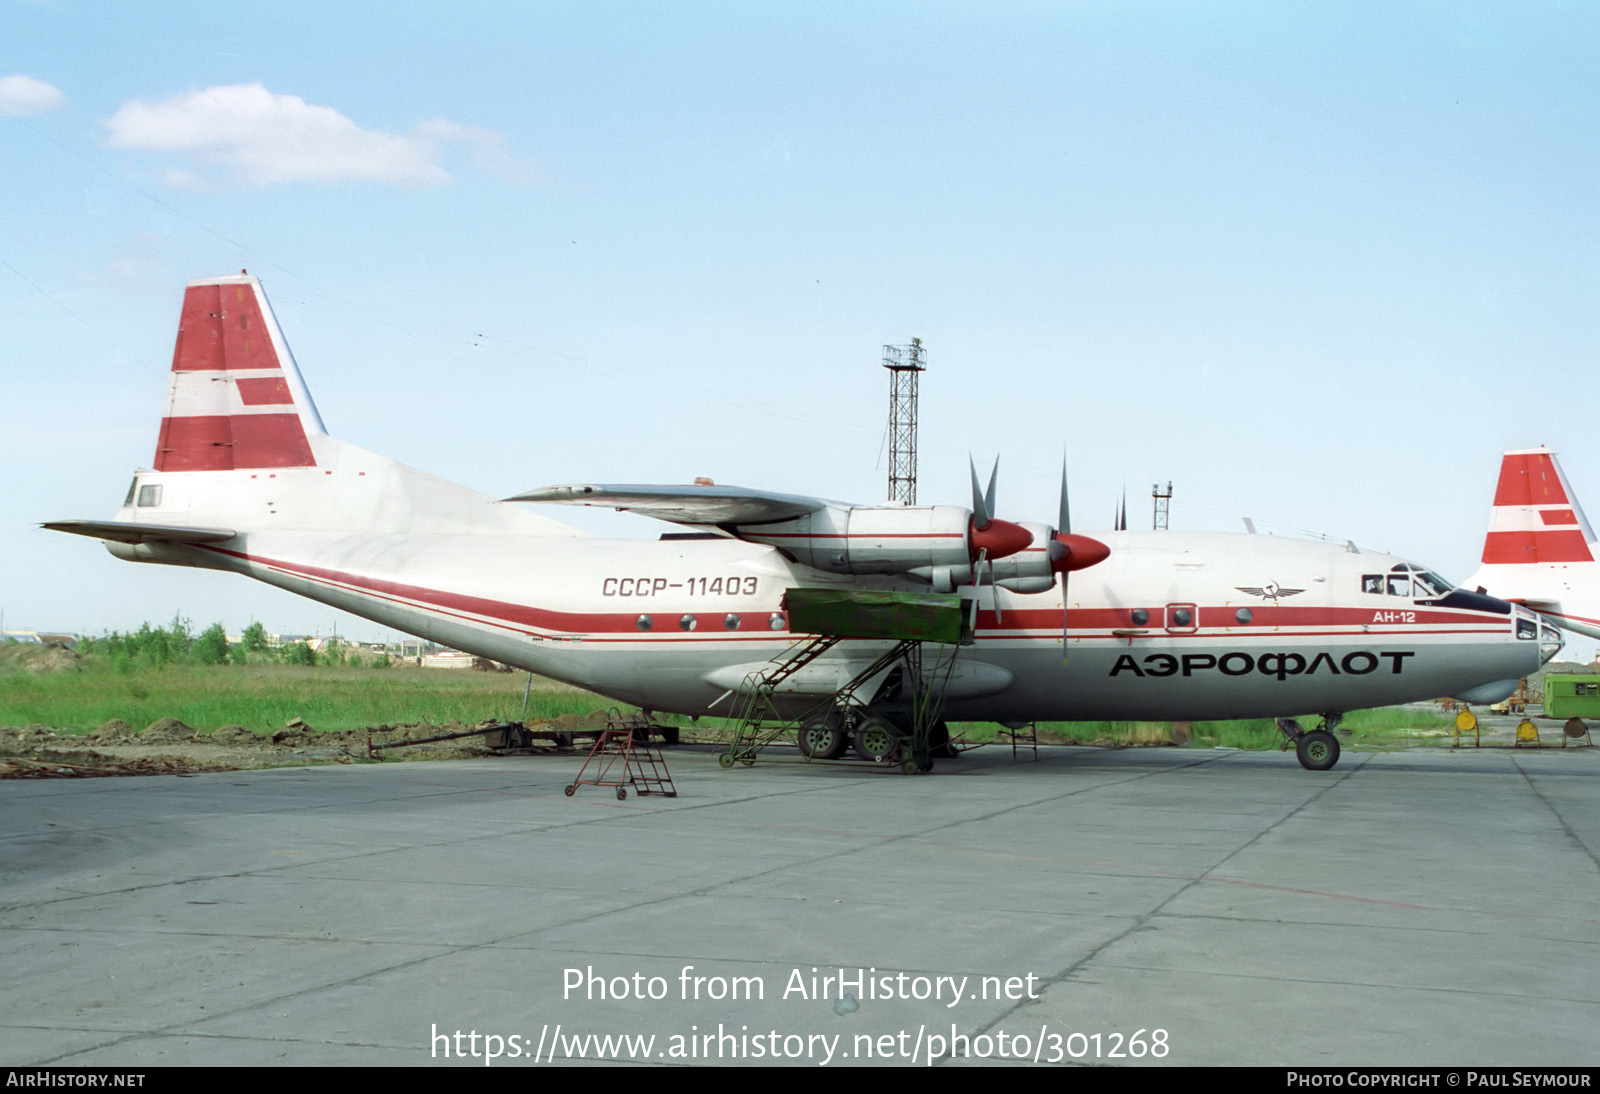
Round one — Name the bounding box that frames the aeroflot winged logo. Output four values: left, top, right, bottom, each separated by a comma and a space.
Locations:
1235, 582, 1305, 604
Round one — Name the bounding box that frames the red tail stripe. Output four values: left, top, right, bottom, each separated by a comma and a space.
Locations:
1539, 509, 1579, 526
236, 377, 296, 406
154, 414, 315, 472
171, 283, 280, 372
1493, 452, 1570, 507
1481, 529, 1594, 565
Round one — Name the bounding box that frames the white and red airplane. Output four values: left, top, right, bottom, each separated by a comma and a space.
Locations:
47, 274, 1562, 771
1465, 447, 1600, 640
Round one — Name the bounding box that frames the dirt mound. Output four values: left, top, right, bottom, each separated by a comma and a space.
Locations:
0, 725, 57, 753
140, 717, 198, 743
1, 717, 536, 777
1, 752, 228, 778
0, 644, 81, 673
549, 711, 612, 730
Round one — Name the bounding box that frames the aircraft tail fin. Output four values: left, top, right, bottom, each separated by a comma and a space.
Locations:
1465, 447, 1600, 640
153, 274, 325, 472
1478, 448, 1596, 568
53, 273, 580, 546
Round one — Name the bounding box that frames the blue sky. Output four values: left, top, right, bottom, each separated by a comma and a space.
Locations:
4, 1, 1599, 653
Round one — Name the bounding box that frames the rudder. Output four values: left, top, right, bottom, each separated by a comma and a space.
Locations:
1479, 448, 1596, 566
154, 274, 325, 472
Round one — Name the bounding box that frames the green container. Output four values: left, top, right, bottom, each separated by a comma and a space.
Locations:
1543, 674, 1600, 718
781, 588, 972, 644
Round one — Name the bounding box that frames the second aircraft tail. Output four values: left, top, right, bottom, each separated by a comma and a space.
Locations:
1464, 447, 1600, 640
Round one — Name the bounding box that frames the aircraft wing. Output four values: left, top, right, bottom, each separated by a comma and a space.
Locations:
43, 520, 238, 544
504, 483, 834, 526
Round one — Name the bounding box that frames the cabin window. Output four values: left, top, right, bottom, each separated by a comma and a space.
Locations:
1235, 608, 1253, 624
1130, 608, 1149, 626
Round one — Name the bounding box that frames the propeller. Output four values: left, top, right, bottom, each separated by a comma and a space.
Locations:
1058, 459, 1072, 653
966, 456, 1029, 562
1049, 458, 1111, 658
968, 456, 1016, 623
965, 454, 1109, 641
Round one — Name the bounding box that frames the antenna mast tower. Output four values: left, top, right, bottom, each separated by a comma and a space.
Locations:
1152, 481, 1173, 531
883, 338, 926, 504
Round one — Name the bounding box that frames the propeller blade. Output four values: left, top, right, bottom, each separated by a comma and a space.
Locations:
970, 547, 1000, 626
1061, 568, 1070, 661
1061, 459, 1073, 660
985, 457, 999, 521
1058, 457, 1070, 535
968, 457, 990, 530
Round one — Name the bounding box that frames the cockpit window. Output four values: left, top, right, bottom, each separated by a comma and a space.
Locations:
124, 478, 137, 507
1411, 571, 1453, 597
1367, 563, 1455, 599
1363, 566, 1455, 598
137, 484, 163, 508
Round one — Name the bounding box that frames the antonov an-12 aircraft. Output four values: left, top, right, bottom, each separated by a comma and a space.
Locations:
48, 275, 1562, 772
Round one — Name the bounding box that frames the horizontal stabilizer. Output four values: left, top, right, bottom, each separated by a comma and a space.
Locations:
506, 483, 830, 525
42, 520, 238, 545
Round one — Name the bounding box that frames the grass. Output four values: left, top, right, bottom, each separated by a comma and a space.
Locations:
0, 650, 1458, 747
950, 708, 1456, 750
0, 659, 610, 734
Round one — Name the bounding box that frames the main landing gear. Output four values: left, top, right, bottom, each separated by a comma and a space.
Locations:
1275, 713, 1344, 771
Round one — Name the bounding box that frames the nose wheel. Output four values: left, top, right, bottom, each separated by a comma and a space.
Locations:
1276, 715, 1343, 771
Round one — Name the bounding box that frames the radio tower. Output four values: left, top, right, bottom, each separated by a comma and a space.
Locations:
884, 338, 926, 504
1152, 481, 1172, 531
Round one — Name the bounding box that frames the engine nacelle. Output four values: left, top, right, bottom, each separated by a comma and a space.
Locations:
735, 504, 1030, 579
988, 521, 1059, 594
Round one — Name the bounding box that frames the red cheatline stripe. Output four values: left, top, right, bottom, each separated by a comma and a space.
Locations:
1494, 452, 1570, 507
1481, 529, 1594, 565
749, 532, 965, 540
198, 544, 1513, 643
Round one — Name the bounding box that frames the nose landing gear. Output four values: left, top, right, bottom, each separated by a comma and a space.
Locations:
1276, 713, 1344, 771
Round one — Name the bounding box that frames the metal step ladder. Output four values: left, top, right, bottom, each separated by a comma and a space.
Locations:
565, 710, 677, 800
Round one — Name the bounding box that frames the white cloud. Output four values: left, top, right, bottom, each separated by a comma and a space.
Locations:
415, 118, 546, 185
0, 74, 66, 116
105, 83, 454, 187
